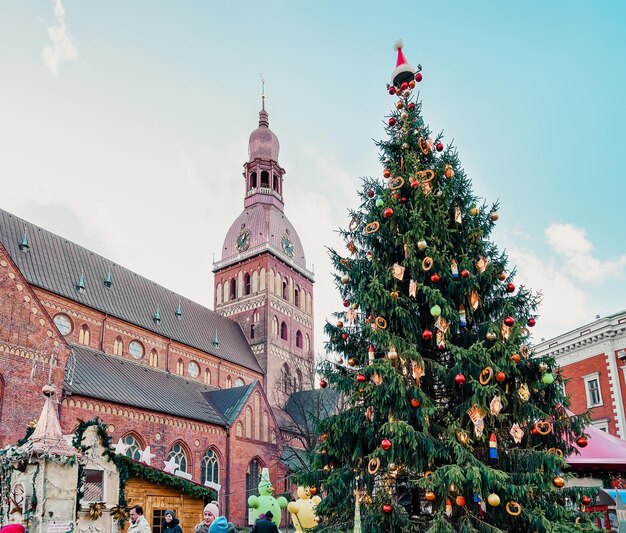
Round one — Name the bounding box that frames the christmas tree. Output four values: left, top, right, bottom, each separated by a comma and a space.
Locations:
299, 41, 596, 533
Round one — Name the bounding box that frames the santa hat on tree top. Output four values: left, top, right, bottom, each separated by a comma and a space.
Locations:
390, 39, 416, 87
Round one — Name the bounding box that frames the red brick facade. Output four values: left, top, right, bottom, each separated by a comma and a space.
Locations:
534, 311, 626, 439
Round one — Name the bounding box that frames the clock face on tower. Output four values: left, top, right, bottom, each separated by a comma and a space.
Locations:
282, 235, 295, 257
236, 229, 251, 252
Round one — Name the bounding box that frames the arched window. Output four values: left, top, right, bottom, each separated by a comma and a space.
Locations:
272, 316, 279, 336
253, 309, 260, 322
216, 282, 222, 305
235, 377, 244, 387
149, 349, 158, 367
113, 336, 123, 356
254, 392, 261, 440
230, 279, 237, 300
282, 280, 288, 300
246, 459, 261, 509
251, 171, 257, 188
273, 174, 279, 191
280, 321, 288, 341
294, 287, 300, 308
204, 368, 211, 385
262, 411, 269, 442
282, 363, 291, 393
252, 271, 259, 293
201, 449, 220, 488
79, 325, 90, 346
176, 358, 184, 375
166, 443, 188, 473
296, 368, 303, 391
122, 434, 142, 460
296, 330, 303, 348
250, 324, 255, 339
305, 333, 311, 353
226, 375, 232, 388
222, 281, 229, 303
245, 406, 252, 438
261, 170, 269, 187
260, 268, 266, 290
244, 273, 251, 295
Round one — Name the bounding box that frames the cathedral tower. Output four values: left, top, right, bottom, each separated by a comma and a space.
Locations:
213, 99, 314, 407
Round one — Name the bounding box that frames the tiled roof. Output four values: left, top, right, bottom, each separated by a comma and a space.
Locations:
0, 208, 263, 374
65, 344, 226, 426
201, 381, 258, 424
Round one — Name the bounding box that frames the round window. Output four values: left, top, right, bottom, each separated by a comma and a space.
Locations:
53, 314, 72, 335
188, 361, 200, 378
129, 340, 144, 359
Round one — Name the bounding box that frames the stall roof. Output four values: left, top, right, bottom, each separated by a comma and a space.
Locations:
568, 422, 626, 471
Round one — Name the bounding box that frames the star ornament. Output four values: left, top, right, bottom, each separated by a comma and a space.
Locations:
139, 446, 156, 466
163, 456, 179, 474
112, 438, 130, 456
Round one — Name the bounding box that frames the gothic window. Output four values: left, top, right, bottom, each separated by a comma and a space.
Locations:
250, 324, 255, 339
246, 459, 262, 509
282, 280, 288, 300
282, 363, 291, 393
201, 449, 220, 487
262, 411, 269, 442
296, 368, 303, 391
223, 281, 229, 303
176, 358, 184, 376
253, 309, 260, 322
230, 279, 237, 300
244, 273, 251, 295
149, 349, 158, 367
294, 287, 300, 308
251, 171, 257, 188
235, 421, 243, 437
273, 174, 279, 191
166, 443, 188, 472
79, 324, 90, 346
260, 268, 266, 290
226, 375, 232, 388
272, 316, 279, 336
235, 377, 244, 387
296, 330, 303, 348
268, 269, 274, 292
261, 170, 269, 187
252, 271, 259, 292
216, 282, 222, 304
113, 336, 123, 356
245, 406, 252, 438
305, 333, 311, 353
254, 392, 260, 440
122, 434, 142, 460
204, 368, 211, 385
275, 272, 281, 294
280, 321, 288, 341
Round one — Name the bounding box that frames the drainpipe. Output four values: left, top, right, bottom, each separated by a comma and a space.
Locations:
99, 313, 108, 350
166, 338, 172, 372
225, 425, 231, 520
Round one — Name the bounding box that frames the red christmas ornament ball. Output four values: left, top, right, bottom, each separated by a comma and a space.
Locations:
381, 438, 392, 451
576, 436, 588, 448
506, 283, 515, 293
456, 496, 466, 507
422, 329, 433, 340
436, 142, 444, 152
495, 371, 506, 382
408, 102, 416, 111
410, 398, 420, 408
382, 504, 393, 514
343, 299, 350, 307
388, 117, 396, 127
504, 316, 515, 327
356, 373, 367, 383
527, 318, 536, 327
430, 273, 441, 283
341, 333, 348, 341
530, 427, 540, 436
400, 82, 409, 91
384, 207, 394, 218
388, 86, 396, 95
319, 379, 327, 389
582, 495, 591, 506
454, 373, 466, 385
415, 72, 423, 82
367, 190, 375, 198
461, 269, 470, 278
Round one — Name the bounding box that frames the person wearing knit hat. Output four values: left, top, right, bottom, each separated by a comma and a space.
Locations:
250, 510, 278, 533
207, 516, 236, 533
194, 501, 219, 533
162, 509, 183, 533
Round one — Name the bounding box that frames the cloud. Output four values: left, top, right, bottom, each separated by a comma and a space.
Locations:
42, 0, 78, 78
544, 223, 626, 283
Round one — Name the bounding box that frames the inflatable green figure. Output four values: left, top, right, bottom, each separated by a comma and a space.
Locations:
247, 467, 288, 527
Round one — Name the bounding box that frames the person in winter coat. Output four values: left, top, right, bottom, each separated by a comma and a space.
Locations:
128, 505, 151, 533
250, 510, 278, 533
194, 501, 219, 533
162, 509, 183, 533
207, 516, 236, 533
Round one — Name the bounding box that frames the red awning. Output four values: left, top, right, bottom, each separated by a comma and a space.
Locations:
568, 422, 626, 471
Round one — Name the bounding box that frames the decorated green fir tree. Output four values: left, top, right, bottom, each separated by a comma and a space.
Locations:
298, 40, 597, 533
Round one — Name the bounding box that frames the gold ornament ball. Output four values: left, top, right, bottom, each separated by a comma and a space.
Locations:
401, 112, 409, 120
487, 493, 501, 507
387, 347, 398, 360
469, 206, 479, 216
552, 476, 565, 488
444, 165, 455, 179
341, 275, 350, 284
408, 80, 416, 89
490, 211, 499, 221
417, 239, 427, 251
396, 101, 404, 109
402, 142, 410, 150
425, 491, 436, 502
337, 357, 344, 364
348, 358, 356, 366
486, 331, 498, 342
403, 89, 411, 97
352, 302, 359, 309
